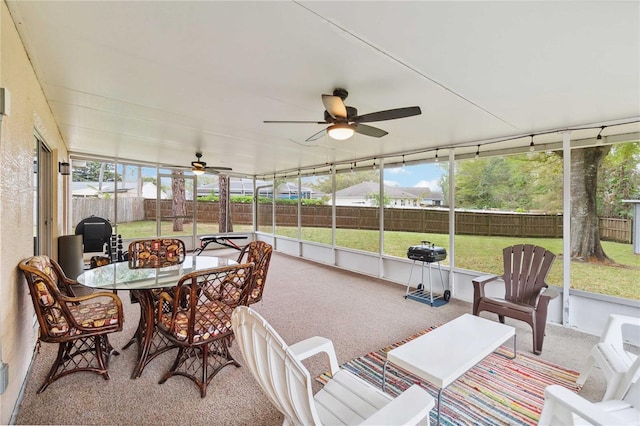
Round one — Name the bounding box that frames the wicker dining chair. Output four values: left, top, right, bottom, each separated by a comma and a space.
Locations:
122, 238, 186, 346
236, 241, 273, 305
128, 238, 186, 268
125, 237, 186, 304
19, 255, 124, 393
156, 262, 255, 397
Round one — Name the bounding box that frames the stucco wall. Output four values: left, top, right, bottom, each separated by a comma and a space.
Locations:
0, 3, 67, 423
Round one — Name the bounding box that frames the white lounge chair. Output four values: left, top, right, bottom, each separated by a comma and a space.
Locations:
231, 306, 435, 425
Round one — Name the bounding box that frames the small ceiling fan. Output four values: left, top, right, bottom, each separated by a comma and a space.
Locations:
189, 152, 232, 175
264, 88, 421, 142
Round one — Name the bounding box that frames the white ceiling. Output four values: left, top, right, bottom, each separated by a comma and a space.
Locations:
6, 1, 640, 177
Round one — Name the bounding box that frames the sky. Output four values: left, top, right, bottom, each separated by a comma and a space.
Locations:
384, 163, 446, 192
87, 160, 447, 192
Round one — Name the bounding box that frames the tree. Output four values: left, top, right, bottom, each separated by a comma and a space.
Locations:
440, 153, 565, 213
455, 157, 510, 209
72, 161, 117, 182
438, 163, 451, 205
219, 174, 233, 232
171, 171, 186, 232
528, 152, 563, 214
453, 156, 539, 211
570, 146, 611, 263
598, 142, 640, 218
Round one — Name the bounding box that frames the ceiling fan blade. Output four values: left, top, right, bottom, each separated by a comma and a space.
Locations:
353, 106, 422, 123
322, 94, 347, 119
354, 124, 388, 138
306, 127, 328, 142
207, 166, 232, 171
264, 120, 326, 124
289, 138, 322, 147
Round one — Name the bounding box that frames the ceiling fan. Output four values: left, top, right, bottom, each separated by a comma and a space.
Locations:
189, 152, 232, 175
264, 88, 421, 142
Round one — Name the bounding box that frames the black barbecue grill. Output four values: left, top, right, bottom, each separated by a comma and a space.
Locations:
407, 242, 447, 263
405, 241, 450, 306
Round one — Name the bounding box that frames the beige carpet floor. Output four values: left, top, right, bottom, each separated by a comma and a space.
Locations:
13, 251, 607, 425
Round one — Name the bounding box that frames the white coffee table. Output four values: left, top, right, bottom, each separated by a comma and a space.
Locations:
383, 313, 516, 425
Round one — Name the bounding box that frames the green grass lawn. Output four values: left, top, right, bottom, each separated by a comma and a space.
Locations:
116, 221, 640, 300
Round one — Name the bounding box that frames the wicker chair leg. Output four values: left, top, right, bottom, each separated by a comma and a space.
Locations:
159, 340, 241, 398
37, 336, 118, 393
94, 336, 111, 380
103, 334, 120, 358
38, 342, 69, 394
200, 345, 209, 398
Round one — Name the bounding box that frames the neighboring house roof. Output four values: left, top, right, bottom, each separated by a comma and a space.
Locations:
71, 181, 137, 193
335, 182, 433, 200
197, 178, 321, 199
334, 182, 379, 197
72, 187, 100, 197
197, 178, 267, 197
71, 181, 167, 199
277, 182, 319, 199
71, 181, 136, 197
399, 187, 444, 201
142, 182, 167, 199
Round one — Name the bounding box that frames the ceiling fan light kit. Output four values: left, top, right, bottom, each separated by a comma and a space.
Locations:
189, 152, 232, 175
327, 123, 355, 140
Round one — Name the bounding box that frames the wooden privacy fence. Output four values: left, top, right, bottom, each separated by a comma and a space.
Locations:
72, 198, 145, 227
80, 199, 632, 244
599, 217, 633, 244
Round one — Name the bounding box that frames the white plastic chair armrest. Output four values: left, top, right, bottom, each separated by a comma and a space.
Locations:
602, 314, 640, 345
539, 385, 623, 426
360, 384, 434, 426
610, 314, 640, 328
288, 336, 340, 376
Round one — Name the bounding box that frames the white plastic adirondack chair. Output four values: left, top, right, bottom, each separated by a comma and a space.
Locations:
577, 314, 640, 401
231, 306, 435, 425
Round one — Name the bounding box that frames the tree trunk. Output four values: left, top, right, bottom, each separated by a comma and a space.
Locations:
172, 172, 186, 232
136, 166, 143, 197
219, 174, 233, 233
98, 163, 105, 192
570, 146, 611, 262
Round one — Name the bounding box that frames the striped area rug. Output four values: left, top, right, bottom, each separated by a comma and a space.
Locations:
318, 326, 581, 426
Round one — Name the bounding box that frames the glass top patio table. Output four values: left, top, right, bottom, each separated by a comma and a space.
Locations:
77, 255, 237, 379
77, 255, 237, 290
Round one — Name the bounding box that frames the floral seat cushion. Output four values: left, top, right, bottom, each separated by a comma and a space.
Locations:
26, 256, 121, 338
46, 298, 121, 337
69, 299, 121, 329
